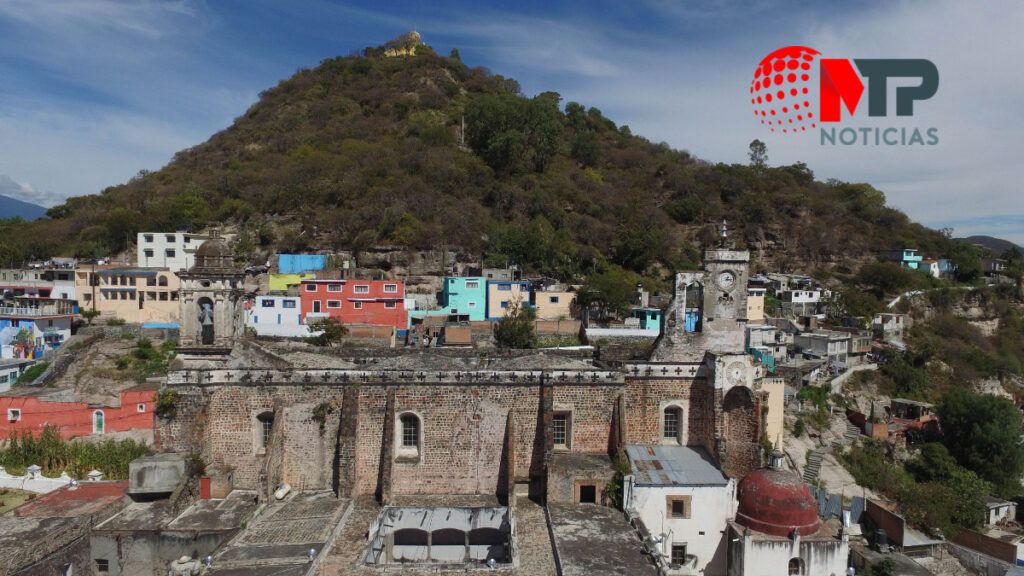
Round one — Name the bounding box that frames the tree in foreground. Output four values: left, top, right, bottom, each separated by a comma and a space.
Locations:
307, 317, 348, 347
938, 387, 1024, 497
494, 300, 536, 349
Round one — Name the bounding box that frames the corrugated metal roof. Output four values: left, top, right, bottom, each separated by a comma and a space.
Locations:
626, 444, 729, 487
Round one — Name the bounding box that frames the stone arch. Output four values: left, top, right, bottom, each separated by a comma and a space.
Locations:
722, 386, 759, 477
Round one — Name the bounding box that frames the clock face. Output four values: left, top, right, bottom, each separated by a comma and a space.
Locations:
726, 361, 748, 385
717, 270, 737, 290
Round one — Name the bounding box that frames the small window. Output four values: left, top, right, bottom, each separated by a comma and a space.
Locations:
8, 409, 21, 422
146, 276, 156, 286
552, 412, 570, 448
468, 301, 477, 308
327, 283, 342, 292
383, 284, 398, 293
671, 544, 688, 566
257, 412, 274, 451
667, 495, 691, 519
498, 284, 511, 291
549, 296, 559, 304
788, 558, 803, 575
663, 406, 683, 444
143, 249, 154, 258
501, 301, 509, 309
465, 281, 479, 290
93, 410, 105, 434
398, 413, 421, 458
282, 300, 296, 309
354, 285, 370, 294
385, 301, 396, 309
158, 276, 168, 287
262, 299, 276, 308
353, 302, 363, 309
327, 300, 341, 309
578, 484, 596, 504
143, 234, 153, 243
137, 403, 146, 413
95, 559, 109, 573
165, 234, 175, 242
165, 249, 176, 257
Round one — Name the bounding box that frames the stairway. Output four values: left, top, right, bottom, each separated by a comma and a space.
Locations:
803, 448, 828, 483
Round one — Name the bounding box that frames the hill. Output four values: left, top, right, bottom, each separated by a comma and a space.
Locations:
961, 235, 1022, 255
0, 34, 957, 284
0, 194, 45, 221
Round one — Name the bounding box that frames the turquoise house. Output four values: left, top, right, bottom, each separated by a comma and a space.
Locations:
408, 276, 488, 327
630, 307, 663, 332
440, 277, 488, 322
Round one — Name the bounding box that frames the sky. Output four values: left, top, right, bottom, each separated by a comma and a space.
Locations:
0, 0, 1020, 245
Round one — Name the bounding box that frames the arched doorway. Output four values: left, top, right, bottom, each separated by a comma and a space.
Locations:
93, 410, 105, 435
197, 297, 215, 345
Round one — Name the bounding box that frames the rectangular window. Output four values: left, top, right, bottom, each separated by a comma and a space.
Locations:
312, 301, 321, 313
667, 496, 691, 519
282, 300, 296, 308
95, 559, 109, 573
552, 413, 570, 448
498, 284, 511, 291
144, 249, 154, 257
165, 234, 175, 242
146, 277, 156, 286
385, 301, 396, 309
664, 409, 679, 441
137, 403, 145, 413
549, 296, 559, 303
671, 544, 688, 565
383, 284, 398, 293
465, 281, 479, 290
261, 299, 275, 308
468, 301, 477, 308
501, 301, 509, 309
159, 292, 168, 301
0, 375, 7, 384
578, 484, 597, 504
165, 249, 176, 258
305, 284, 316, 292
327, 300, 341, 309
327, 284, 342, 292
353, 302, 363, 309
354, 285, 370, 294
143, 234, 153, 243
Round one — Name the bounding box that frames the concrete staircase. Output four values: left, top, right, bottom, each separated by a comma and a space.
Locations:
803, 447, 828, 483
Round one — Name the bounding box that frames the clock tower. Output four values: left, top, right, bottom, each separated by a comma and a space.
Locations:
699, 248, 750, 354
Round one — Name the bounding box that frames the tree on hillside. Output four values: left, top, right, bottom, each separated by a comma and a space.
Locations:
748, 139, 768, 171
857, 261, 924, 299
577, 269, 638, 319
938, 387, 1024, 497
494, 300, 536, 349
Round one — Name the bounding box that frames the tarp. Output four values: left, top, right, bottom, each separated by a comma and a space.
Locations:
278, 254, 327, 274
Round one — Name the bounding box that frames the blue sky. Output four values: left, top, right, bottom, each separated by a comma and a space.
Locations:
0, 0, 1021, 245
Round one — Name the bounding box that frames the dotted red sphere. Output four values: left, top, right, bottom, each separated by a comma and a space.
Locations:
750, 46, 820, 134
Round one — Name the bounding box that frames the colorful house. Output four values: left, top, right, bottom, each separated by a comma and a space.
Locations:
268, 273, 314, 292
75, 267, 180, 325
0, 298, 75, 359
408, 276, 488, 326
486, 281, 531, 320
882, 248, 923, 270
278, 253, 327, 275
532, 288, 576, 320
246, 295, 308, 338
300, 278, 406, 329
0, 358, 34, 392
0, 384, 156, 440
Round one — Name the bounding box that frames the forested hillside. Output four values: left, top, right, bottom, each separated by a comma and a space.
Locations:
0, 35, 954, 285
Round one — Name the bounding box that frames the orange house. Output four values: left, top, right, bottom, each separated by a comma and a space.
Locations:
300, 278, 406, 329
0, 384, 156, 440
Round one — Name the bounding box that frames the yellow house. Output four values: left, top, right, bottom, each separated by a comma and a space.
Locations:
532, 289, 576, 320
486, 281, 530, 320
76, 267, 181, 324
269, 273, 313, 292
746, 286, 766, 323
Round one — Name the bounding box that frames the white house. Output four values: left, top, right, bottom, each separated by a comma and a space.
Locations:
779, 288, 821, 317
794, 330, 850, 369
246, 295, 310, 338
0, 358, 34, 392
624, 445, 736, 576
137, 232, 208, 272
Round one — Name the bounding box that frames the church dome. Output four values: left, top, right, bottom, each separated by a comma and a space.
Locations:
735, 458, 821, 537
191, 233, 235, 272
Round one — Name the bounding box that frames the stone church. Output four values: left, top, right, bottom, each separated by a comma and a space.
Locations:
160, 239, 783, 504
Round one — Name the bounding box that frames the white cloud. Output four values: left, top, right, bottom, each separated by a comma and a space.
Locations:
0, 174, 60, 207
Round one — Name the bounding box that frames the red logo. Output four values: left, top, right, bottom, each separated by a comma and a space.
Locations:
750, 46, 820, 134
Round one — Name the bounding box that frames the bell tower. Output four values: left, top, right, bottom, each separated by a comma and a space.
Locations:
177, 230, 245, 348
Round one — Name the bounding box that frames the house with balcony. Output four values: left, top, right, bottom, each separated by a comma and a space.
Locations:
76, 267, 180, 325
137, 232, 208, 272
0, 297, 75, 359
882, 248, 924, 270
300, 278, 406, 329
778, 288, 821, 317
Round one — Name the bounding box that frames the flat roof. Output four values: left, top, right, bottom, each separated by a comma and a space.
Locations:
626, 444, 729, 487
15, 481, 127, 518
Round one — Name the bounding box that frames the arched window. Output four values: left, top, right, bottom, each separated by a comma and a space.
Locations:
431, 528, 466, 546
393, 528, 429, 546
92, 410, 105, 434
158, 275, 168, 287
788, 557, 804, 575
663, 406, 683, 444
397, 413, 421, 458
256, 412, 274, 452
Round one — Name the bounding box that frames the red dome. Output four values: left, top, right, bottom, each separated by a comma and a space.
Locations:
735, 467, 821, 537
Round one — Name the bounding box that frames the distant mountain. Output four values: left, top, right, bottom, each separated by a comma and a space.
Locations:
961, 235, 1022, 255
0, 194, 46, 220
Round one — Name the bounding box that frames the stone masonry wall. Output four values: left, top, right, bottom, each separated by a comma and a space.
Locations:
622, 377, 715, 450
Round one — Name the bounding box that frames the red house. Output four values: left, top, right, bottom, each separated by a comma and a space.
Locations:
0, 384, 156, 440
300, 278, 406, 329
